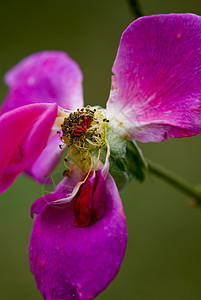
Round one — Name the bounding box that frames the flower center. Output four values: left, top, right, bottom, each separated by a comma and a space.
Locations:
58, 107, 109, 173
61, 107, 109, 152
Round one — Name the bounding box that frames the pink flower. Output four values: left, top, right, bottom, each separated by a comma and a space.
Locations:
1, 13, 201, 299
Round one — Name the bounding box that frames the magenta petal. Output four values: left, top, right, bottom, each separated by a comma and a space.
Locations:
0, 103, 57, 193
1, 51, 83, 114
25, 133, 65, 184
29, 175, 127, 300
107, 14, 201, 142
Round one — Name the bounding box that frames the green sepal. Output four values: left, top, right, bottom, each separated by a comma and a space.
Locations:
106, 128, 127, 158
109, 155, 131, 190
91, 129, 147, 190
108, 141, 146, 190
125, 140, 147, 182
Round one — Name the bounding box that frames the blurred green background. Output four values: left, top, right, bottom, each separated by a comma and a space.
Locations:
1, 0, 201, 299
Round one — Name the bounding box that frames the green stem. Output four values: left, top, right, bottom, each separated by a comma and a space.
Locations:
147, 159, 201, 206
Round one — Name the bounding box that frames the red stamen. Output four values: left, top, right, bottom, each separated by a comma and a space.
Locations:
74, 116, 93, 136
86, 116, 92, 127
76, 126, 85, 130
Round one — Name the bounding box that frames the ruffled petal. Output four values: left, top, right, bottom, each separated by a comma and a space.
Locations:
0, 103, 57, 193
1, 51, 83, 114
107, 14, 201, 142
29, 175, 127, 300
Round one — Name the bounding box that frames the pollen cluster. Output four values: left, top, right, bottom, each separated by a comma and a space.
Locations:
59, 107, 109, 158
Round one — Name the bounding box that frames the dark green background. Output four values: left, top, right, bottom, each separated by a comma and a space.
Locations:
1, 0, 201, 299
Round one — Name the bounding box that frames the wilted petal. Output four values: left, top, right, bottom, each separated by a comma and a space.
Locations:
0, 103, 57, 192
73, 173, 95, 227
30, 171, 82, 218
30, 192, 68, 218
92, 169, 106, 220
29, 174, 127, 300
1, 51, 83, 114
74, 169, 106, 227
107, 14, 201, 142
